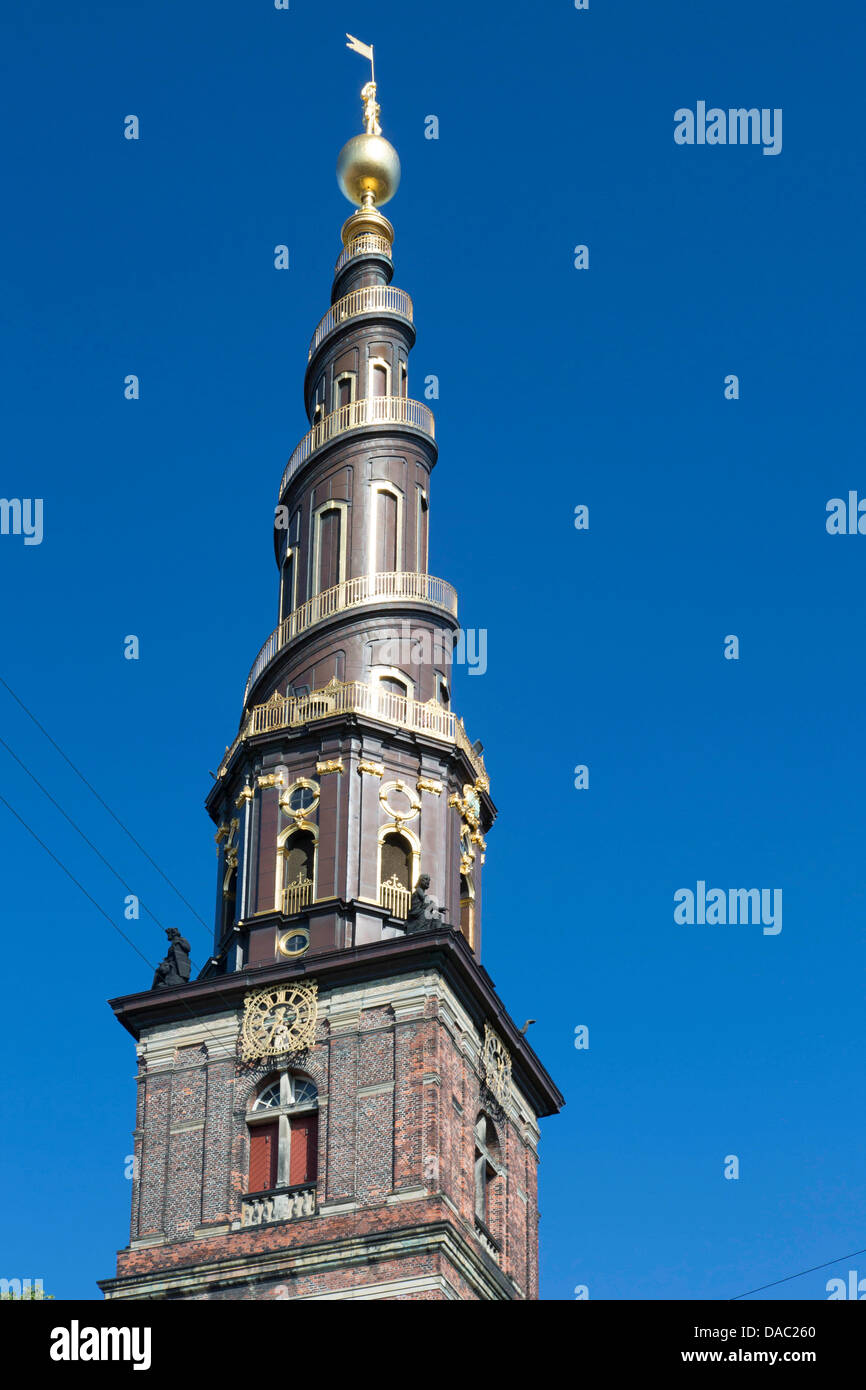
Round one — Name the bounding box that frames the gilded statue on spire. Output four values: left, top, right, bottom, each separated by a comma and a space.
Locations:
361, 81, 382, 137
346, 35, 381, 135
337, 34, 401, 210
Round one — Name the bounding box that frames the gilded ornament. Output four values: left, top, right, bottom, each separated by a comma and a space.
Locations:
241, 982, 318, 1061
315, 759, 344, 775
481, 1024, 512, 1107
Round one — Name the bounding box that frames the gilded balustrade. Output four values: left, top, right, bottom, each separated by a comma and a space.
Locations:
308, 284, 412, 361
244, 570, 458, 701
219, 677, 488, 786
278, 395, 434, 501
334, 233, 392, 273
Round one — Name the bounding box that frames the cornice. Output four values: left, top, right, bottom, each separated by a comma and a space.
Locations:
107, 928, 563, 1118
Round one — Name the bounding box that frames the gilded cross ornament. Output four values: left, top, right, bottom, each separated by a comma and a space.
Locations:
481, 1024, 512, 1107
241, 982, 318, 1061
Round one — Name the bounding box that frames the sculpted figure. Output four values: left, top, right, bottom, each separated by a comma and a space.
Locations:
151, 928, 192, 990
361, 81, 382, 136
405, 874, 446, 935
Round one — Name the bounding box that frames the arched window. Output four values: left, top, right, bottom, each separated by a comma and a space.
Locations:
281, 829, 315, 914
416, 488, 428, 572
375, 487, 398, 572
312, 376, 326, 425
370, 358, 390, 398
311, 501, 348, 596
474, 1113, 499, 1227
247, 1072, 319, 1194
317, 507, 341, 592
221, 862, 237, 938
460, 873, 474, 948
280, 549, 296, 622
219, 818, 240, 938
379, 832, 412, 918
373, 666, 414, 703
333, 371, 355, 412
380, 674, 408, 698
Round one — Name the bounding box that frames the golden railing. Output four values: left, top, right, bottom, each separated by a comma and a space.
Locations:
278, 396, 435, 500
308, 285, 412, 361
282, 873, 314, 915
335, 234, 393, 274
244, 571, 458, 701
380, 875, 411, 919
219, 677, 488, 785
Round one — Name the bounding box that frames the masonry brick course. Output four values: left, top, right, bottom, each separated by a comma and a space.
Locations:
102, 968, 549, 1300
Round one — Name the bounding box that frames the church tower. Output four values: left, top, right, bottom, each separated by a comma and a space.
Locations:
100, 51, 562, 1302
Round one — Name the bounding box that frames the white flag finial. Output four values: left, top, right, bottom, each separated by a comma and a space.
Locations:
346, 33, 375, 83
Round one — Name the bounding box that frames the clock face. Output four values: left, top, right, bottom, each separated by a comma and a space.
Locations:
241, 983, 318, 1060
278, 928, 310, 958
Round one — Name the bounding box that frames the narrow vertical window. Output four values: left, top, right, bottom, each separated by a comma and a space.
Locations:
376, 488, 398, 573
282, 829, 315, 913
474, 1114, 499, 1228
317, 507, 342, 592
222, 863, 238, 937
460, 873, 474, 947
416, 489, 429, 572
335, 372, 355, 411
280, 550, 295, 622
379, 832, 412, 917
371, 361, 388, 398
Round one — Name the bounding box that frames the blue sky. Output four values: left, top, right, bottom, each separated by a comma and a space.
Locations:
1, 0, 864, 1301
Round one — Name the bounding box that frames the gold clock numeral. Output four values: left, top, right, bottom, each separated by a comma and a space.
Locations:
240, 982, 319, 1060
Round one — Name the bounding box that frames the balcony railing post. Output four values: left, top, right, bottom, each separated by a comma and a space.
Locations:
279, 396, 434, 500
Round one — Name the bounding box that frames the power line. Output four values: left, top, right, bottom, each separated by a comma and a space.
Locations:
0, 791, 237, 1058
731, 1246, 866, 1300
0, 791, 155, 970
0, 697, 256, 1038
0, 674, 211, 930
0, 733, 168, 933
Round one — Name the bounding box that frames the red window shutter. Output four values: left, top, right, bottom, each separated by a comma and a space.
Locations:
289, 1113, 318, 1186
248, 1122, 278, 1192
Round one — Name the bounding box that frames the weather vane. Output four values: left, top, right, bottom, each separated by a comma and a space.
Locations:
337, 34, 400, 210
346, 33, 381, 135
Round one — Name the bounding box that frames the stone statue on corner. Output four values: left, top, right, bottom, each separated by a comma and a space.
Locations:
404, 874, 446, 935
151, 928, 192, 990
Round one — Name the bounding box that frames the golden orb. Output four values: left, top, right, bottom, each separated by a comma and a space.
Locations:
336, 133, 401, 208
